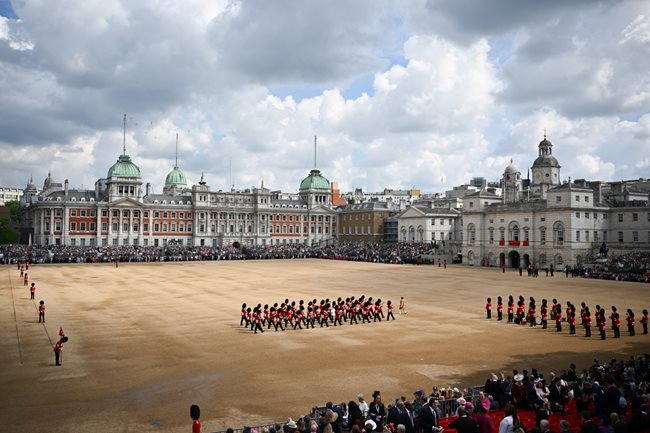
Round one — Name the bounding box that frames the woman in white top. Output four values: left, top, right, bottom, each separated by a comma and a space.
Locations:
498, 404, 519, 433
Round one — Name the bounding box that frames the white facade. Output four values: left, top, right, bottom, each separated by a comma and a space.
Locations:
462, 136, 650, 268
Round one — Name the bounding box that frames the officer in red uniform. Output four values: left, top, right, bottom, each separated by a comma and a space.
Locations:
53, 340, 62, 366
626, 309, 635, 336
38, 300, 46, 323
507, 296, 514, 323
30, 282, 36, 300
386, 300, 395, 320
190, 404, 201, 433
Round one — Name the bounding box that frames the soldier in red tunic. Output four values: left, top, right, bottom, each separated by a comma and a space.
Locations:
29, 282, 36, 300
486, 297, 492, 319
38, 300, 46, 323
507, 296, 514, 323
584, 309, 592, 337
641, 309, 648, 335
555, 304, 562, 332
497, 296, 503, 321
613, 312, 621, 338
386, 300, 395, 320
53, 340, 62, 366
190, 404, 201, 433
626, 309, 635, 336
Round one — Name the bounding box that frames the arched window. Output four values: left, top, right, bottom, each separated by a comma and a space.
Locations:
467, 223, 476, 244
508, 221, 519, 241
553, 221, 565, 245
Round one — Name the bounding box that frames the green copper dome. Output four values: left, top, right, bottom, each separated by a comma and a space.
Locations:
300, 169, 330, 190
165, 166, 187, 185
107, 154, 141, 178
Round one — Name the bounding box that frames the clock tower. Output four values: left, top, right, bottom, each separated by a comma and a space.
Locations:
530, 133, 561, 199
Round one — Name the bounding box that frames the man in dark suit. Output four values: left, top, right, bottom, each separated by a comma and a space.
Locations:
448, 408, 478, 433
579, 411, 598, 433
416, 398, 443, 433
389, 400, 415, 433
549, 377, 568, 415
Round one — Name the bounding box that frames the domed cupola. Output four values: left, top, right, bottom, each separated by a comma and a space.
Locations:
107, 154, 141, 178
300, 169, 330, 190
532, 135, 560, 169
165, 166, 187, 186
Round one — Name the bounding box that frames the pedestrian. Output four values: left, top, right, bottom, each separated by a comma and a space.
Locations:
53, 340, 62, 366
399, 297, 406, 315
29, 282, 36, 300
38, 300, 46, 323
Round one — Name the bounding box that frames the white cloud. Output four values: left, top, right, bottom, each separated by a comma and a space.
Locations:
0, 0, 648, 196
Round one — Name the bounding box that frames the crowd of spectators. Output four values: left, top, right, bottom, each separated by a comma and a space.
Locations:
0, 242, 434, 265
212, 355, 650, 433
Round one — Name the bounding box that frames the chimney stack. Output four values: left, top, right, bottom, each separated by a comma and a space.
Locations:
146, 182, 152, 196
64, 179, 69, 197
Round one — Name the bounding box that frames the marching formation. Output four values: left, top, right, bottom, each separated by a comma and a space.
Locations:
14, 261, 69, 365
485, 295, 648, 340
240, 295, 398, 333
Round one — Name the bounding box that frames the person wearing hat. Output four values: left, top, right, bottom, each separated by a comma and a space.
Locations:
368, 391, 385, 432
190, 404, 201, 433
38, 300, 46, 323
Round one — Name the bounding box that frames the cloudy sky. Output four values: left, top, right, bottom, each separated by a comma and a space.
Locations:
1, 0, 649, 195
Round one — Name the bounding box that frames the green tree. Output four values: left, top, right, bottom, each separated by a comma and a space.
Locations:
4, 200, 20, 223
0, 217, 19, 244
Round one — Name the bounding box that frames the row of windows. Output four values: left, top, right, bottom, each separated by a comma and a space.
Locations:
432, 218, 453, 226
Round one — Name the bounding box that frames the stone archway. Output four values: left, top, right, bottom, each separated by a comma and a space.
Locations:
523, 253, 530, 268
508, 250, 520, 268
499, 253, 505, 267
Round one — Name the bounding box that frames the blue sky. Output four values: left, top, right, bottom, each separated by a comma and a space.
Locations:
0, 0, 648, 194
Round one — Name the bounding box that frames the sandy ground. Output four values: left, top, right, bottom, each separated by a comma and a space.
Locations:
0, 260, 649, 433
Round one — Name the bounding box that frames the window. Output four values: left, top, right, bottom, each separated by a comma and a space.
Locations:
585, 231, 589, 242
575, 212, 580, 218
585, 196, 589, 203
576, 231, 580, 242
154, 223, 160, 232
70, 222, 77, 231
633, 231, 638, 242
632, 213, 638, 222
469, 202, 474, 208
163, 212, 168, 218
432, 218, 436, 225
133, 223, 139, 232
144, 224, 149, 232
524, 229, 529, 241
102, 210, 108, 217
80, 222, 86, 231
101, 222, 107, 231
144, 211, 149, 218
123, 222, 129, 232
540, 217, 546, 222
171, 223, 176, 232
71, 209, 77, 217
80, 210, 86, 217
122, 210, 129, 217
489, 228, 494, 242
499, 229, 505, 241
162, 223, 168, 232
556, 196, 561, 203
594, 231, 598, 242
70, 238, 76, 246
585, 212, 589, 219
618, 231, 624, 242
187, 223, 192, 232
55, 221, 61, 231
618, 214, 623, 222
134, 211, 139, 218
112, 222, 118, 231
575, 195, 580, 202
